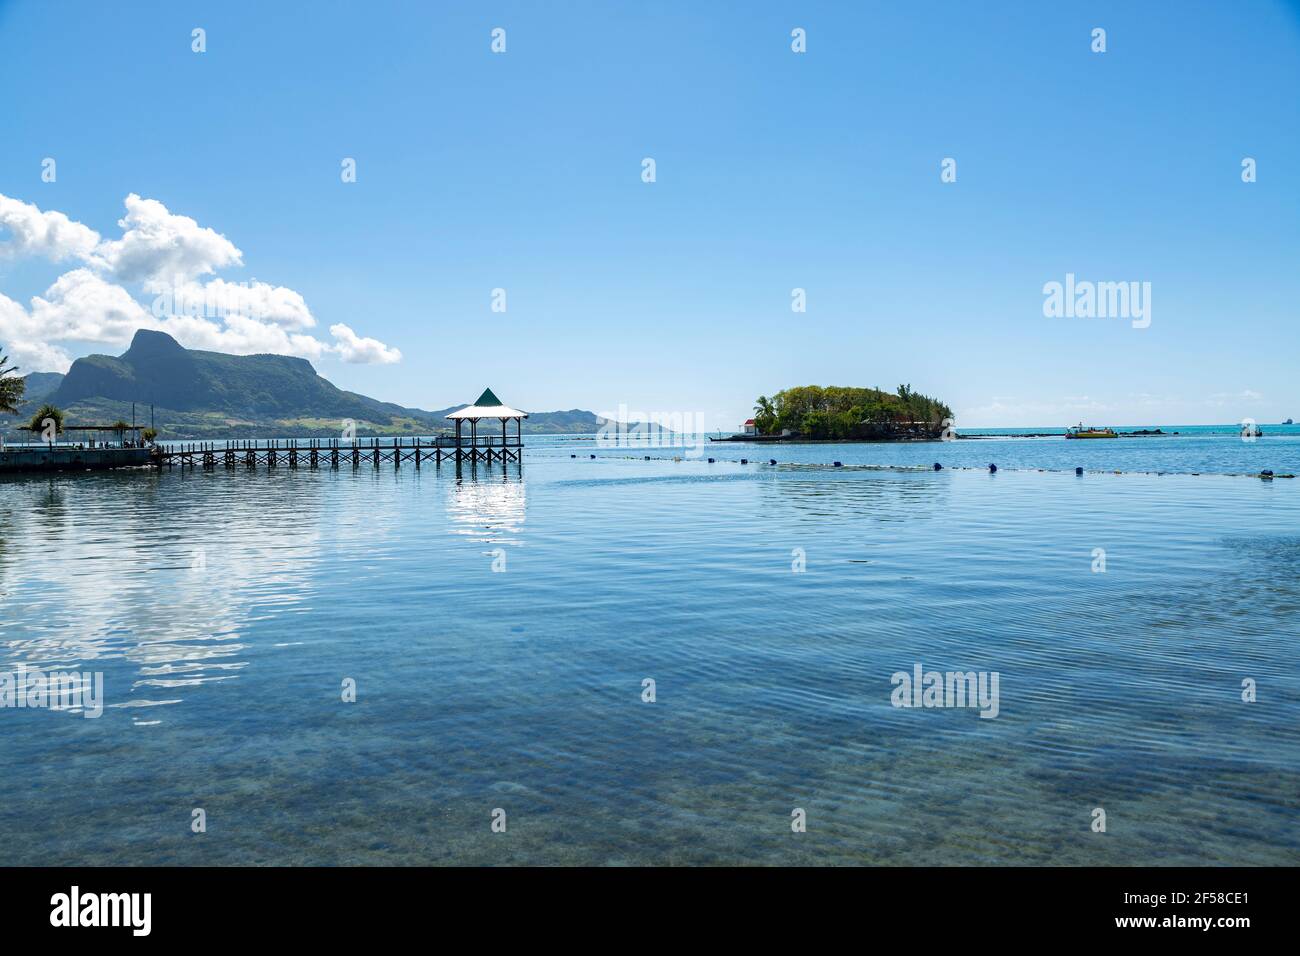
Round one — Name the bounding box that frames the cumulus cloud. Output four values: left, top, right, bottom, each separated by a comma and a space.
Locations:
0, 190, 401, 371
0, 291, 75, 371
330, 323, 402, 364
151, 277, 316, 329
0, 193, 101, 262
151, 313, 328, 360
94, 193, 243, 283
29, 268, 153, 344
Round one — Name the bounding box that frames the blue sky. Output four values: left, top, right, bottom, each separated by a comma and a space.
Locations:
1, 0, 1298, 428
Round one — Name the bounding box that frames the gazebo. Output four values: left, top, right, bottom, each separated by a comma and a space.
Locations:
446, 388, 527, 463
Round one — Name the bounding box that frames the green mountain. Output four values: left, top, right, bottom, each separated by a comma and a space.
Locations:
2, 330, 610, 439
20, 371, 64, 404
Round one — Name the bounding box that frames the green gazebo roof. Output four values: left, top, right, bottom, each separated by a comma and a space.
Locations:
446, 388, 529, 420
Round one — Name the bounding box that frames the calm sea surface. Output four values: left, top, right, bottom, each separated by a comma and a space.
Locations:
1, 432, 1297, 865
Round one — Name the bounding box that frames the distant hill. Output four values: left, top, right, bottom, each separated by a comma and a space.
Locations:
1, 330, 613, 440
20, 371, 64, 404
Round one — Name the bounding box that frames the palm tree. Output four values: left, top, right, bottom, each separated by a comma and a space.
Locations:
28, 403, 65, 442
753, 395, 776, 434
0, 346, 24, 415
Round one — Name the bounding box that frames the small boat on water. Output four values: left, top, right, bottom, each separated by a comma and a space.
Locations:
1064, 423, 1117, 439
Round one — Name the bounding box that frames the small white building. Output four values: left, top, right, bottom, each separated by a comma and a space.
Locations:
741, 418, 757, 435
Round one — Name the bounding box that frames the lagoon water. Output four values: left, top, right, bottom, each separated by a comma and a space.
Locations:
605, 423, 1300, 475
1, 432, 1298, 865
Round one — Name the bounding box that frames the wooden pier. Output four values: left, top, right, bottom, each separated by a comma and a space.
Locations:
153, 435, 521, 471
152, 388, 529, 473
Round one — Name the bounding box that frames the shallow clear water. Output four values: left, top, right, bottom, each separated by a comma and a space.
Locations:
1, 441, 1297, 865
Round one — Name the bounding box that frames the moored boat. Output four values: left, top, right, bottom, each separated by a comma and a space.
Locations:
1064, 423, 1117, 439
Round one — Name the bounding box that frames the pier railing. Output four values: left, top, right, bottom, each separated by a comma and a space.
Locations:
2, 439, 148, 450
153, 435, 522, 470
158, 435, 520, 449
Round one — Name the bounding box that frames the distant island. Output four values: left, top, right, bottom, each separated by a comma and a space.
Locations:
1, 330, 621, 440
722, 385, 953, 442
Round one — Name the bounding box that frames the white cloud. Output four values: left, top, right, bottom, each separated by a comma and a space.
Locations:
958, 395, 1119, 427
0, 194, 101, 262
330, 323, 402, 364
94, 193, 243, 283
29, 268, 153, 344
1207, 389, 1264, 405
0, 291, 74, 372
1, 272, 335, 370
152, 277, 316, 329
157, 313, 331, 361
0, 191, 402, 371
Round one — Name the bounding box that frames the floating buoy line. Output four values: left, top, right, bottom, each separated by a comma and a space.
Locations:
571, 452, 1295, 479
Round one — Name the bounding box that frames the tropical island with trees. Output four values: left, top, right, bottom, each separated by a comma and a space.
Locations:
739, 385, 954, 442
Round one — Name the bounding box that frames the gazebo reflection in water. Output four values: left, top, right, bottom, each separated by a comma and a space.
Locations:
447, 464, 526, 543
